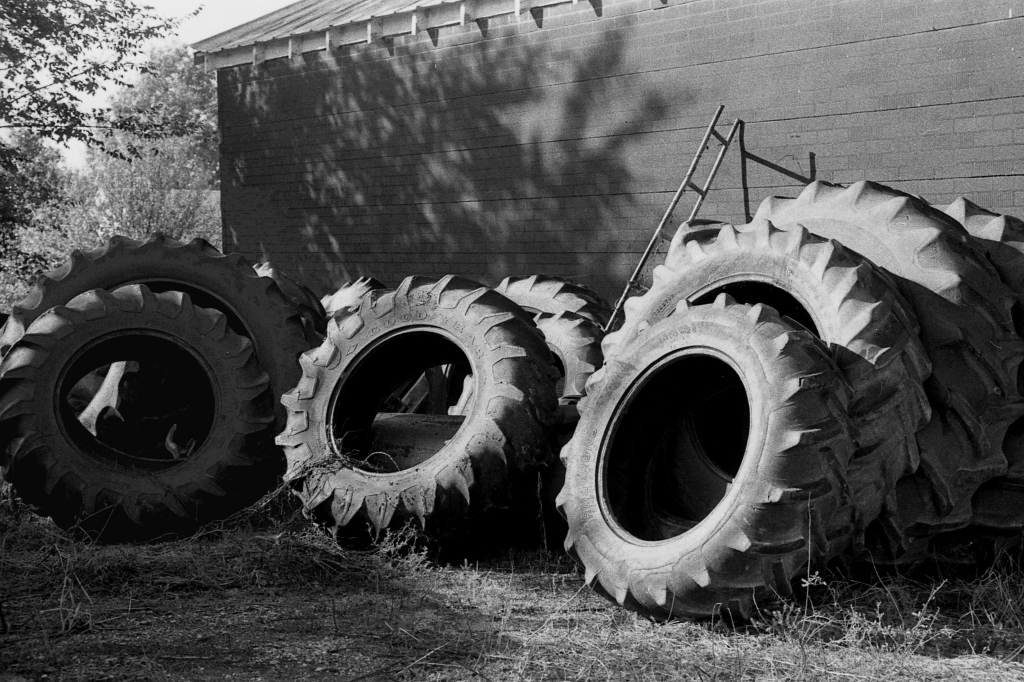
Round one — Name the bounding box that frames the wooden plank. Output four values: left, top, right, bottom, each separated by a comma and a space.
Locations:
294, 31, 325, 54
381, 12, 411, 36
263, 39, 290, 61
203, 45, 253, 70
329, 22, 370, 47
367, 17, 384, 43
474, 0, 516, 20
421, 2, 464, 29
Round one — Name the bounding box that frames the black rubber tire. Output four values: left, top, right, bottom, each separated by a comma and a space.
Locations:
532, 311, 604, 552
939, 197, 1024, 303
277, 275, 558, 535
754, 181, 1024, 555
0, 285, 278, 541
533, 311, 604, 403
938, 198, 1024, 531
0, 233, 311, 432
495, 275, 612, 328
557, 296, 855, 620
601, 219, 930, 551
254, 261, 327, 337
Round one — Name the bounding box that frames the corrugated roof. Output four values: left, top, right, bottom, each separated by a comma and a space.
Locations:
192, 0, 453, 53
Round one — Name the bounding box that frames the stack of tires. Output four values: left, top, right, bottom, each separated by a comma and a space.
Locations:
7, 178, 1024, 624
0, 235, 320, 541
275, 181, 1024, 622
557, 181, 1024, 620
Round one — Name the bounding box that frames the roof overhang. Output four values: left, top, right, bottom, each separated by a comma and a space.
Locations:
191, 0, 595, 71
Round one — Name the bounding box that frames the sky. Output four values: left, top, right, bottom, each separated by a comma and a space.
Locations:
64, 0, 298, 165
149, 0, 299, 46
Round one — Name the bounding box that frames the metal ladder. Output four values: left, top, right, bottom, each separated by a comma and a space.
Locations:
604, 105, 741, 332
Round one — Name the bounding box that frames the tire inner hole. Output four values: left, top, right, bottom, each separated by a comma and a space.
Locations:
330, 332, 473, 473
692, 282, 818, 336
62, 334, 216, 466
606, 355, 749, 542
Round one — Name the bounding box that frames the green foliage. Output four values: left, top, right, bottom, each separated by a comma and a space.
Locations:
0, 0, 179, 154
110, 44, 219, 180
0, 44, 221, 312
0, 130, 66, 308
24, 135, 222, 259
0, 130, 63, 227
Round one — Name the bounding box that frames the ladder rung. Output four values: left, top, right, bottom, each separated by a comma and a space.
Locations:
604, 105, 737, 333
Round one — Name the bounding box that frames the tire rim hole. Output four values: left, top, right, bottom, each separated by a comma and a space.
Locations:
1004, 416, 1024, 468
330, 332, 472, 473
1013, 302, 1024, 341
605, 355, 749, 542
693, 282, 819, 337
61, 335, 216, 467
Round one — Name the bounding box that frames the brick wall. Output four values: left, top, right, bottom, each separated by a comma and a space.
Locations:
218, 0, 1024, 300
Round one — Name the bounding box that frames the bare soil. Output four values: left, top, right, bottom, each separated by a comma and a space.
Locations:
3, 493, 1024, 682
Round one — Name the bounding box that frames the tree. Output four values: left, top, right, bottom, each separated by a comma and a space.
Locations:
110, 43, 219, 179
28, 44, 220, 238
0, 129, 64, 231
0, 129, 67, 308
0, 0, 178, 157
1, 44, 221, 309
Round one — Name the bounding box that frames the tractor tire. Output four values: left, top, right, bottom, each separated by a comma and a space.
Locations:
277, 275, 558, 536
495, 275, 611, 327
939, 197, 1024, 303
533, 311, 604, 403
599, 219, 930, 550
754, 181, 1024, 555
532, 311, 604, 551
0, 285, 278, 541
254, 261, 327, 337
938, 198, 1024, 531
0, 234, 310, 436
557, 296, 855, 620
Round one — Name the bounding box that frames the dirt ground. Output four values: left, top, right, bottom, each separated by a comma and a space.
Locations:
4, 501, 1024, 682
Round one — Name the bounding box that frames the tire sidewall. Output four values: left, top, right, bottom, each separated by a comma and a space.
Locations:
304, 297, 547, 495
565, 312, 775, 572
13, 302, 255, 493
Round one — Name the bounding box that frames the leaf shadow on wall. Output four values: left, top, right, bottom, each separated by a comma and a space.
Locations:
220, 21, 678, 299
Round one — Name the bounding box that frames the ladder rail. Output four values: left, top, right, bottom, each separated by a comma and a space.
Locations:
603, 107, 739, 333
685, 118, 740, 224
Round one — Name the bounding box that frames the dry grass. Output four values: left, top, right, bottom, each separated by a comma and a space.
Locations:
2, 485, 1024, 681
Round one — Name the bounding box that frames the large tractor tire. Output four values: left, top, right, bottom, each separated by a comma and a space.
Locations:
532, 311, 605, 551
254, 261, 327, 337
0, 233, 311, 433
940, 197, 1024, 302
557, 296, 856, 620
533, 311, 604, 404
938, 198, 1024, 531
277, 275, 558, 536
0, 285, 278, 542
754, 181, 1024, 556
600, 219, 930, 551
495, 275, 612, 327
